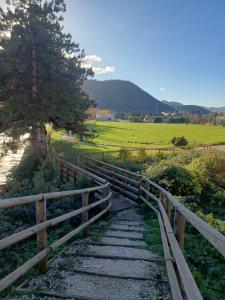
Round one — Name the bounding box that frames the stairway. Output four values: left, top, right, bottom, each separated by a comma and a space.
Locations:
0, 135, 29, 191
9, 196, 171, 300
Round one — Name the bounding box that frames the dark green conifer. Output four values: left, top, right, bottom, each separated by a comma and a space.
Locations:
0, 0, 93, 155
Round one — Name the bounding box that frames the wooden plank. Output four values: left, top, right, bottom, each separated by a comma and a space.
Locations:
0, 201, 112, 294
143, 179, 225, 258
175, 211, 186, 251
0, 247, 50, 293
0, 193, 112, 251
36, 196, 48, 273
82, 192, 89, 235
177, 205, 225, 257
158, 201, 203, 300
50, 203, 112, 251
86, 163, 139, 186
83, 157, 141, 178
0, 183, 109, 209
157, 213, 183, 300
56, 157, 106, 184
86, 166, 138, 195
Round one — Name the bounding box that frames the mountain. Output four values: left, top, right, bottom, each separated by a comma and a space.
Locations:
162, 100, 211, 115
83, 80, 174, 113
208, 107, 225, 113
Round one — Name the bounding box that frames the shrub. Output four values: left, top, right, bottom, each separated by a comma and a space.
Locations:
118, 148, 132, 160
146, 161, 201, 196
171, 136, 188, 146
137, 148, 147, 160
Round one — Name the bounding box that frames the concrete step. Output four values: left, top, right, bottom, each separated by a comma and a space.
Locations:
112, 208, 144, 221
103, 229, 144, 240
110, 219, 146, 226
52, 256, 159, 280
11, 270, 169, 300
109, 224, 145, 232
66, 245, 161, 262
74, 238, 147, 249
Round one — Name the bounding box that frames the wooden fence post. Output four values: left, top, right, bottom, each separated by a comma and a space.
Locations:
160, 192, 166, 209
138, 177, 142, 201
36, 196, 48, 273
82, 192, 89, 235
175, 210, 186, 251
165, 195, 172, 222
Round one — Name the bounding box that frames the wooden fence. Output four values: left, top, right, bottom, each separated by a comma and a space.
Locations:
84, 157, 141, 202
0, 159, 111, 293
83, 156, 225, 300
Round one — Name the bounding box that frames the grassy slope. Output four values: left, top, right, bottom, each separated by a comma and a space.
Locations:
86, 122, 225, 148
51, 122, 225, 161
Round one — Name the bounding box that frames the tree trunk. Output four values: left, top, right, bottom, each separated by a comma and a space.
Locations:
31, 124, 49, 158
30, 38, 48, 157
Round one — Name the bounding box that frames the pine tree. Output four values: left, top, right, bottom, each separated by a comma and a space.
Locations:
0, 0, 93, 156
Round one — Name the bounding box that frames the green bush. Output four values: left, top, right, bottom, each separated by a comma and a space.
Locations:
146, 161, 201, 196
137, 148, 147, 160
171, 136, 188, 146
118, 148, 132, 160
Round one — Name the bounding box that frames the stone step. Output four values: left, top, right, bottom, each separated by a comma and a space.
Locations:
103, 230, 144, 240
52, 256, 159, 280
112, 209, 144, 221
11, 270, 169, 300
109, 224, 146, 232
100, 236, 147, 247
66, 245, 161, 262
110, 219, 146, 226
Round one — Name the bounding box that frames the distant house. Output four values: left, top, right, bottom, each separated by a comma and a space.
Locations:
216, 116, 225, 125
86, 106, 97, 120
96, 113, 115, 121
96, 109, 116, 121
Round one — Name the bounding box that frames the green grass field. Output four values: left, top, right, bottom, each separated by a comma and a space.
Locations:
86, 122, 225, 148
51, 122, 225, 161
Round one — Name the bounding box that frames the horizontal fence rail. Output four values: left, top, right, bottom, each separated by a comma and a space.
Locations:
82, 157, 225, 300
83, 156, 141, 202
1, 155, 224, 299
0, 159, 111, 294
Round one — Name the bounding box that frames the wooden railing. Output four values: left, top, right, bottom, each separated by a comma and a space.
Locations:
83, 157, 142, 202
0, 159, 111, 293
83, 157, 225, 300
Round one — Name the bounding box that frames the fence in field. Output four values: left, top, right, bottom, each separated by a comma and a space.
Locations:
0, 155, 224, 299
79, 143, 213, 162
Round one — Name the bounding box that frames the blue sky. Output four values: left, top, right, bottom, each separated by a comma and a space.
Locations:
1, 0, 225, 107
63, 0, 225, 107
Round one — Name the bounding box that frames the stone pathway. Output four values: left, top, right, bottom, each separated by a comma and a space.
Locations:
0, 134, 29, 191
8, 204, 171, 300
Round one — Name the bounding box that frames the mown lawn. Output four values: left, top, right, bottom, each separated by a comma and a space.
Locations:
86, 122, 225, 148
51, 122, 225, 162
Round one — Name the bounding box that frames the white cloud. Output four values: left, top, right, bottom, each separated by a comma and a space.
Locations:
92, 65, 116, 75
82, 55, 101, 63
81, 54, 115, 76
160, 87, 166, 93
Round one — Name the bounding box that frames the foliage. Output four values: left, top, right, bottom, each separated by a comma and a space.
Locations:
118, 148, 132, 160
137, 148, 147, 160
0, 0, 93, 146
171, 136, 188, 146
0, 156, 94, 296
146, 160, 201, 196
184, 227, 225, 300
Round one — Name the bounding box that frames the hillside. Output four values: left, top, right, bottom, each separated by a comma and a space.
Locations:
208, 106, 225, 113
162, 100, 211, 115
83, 80, 174, 113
